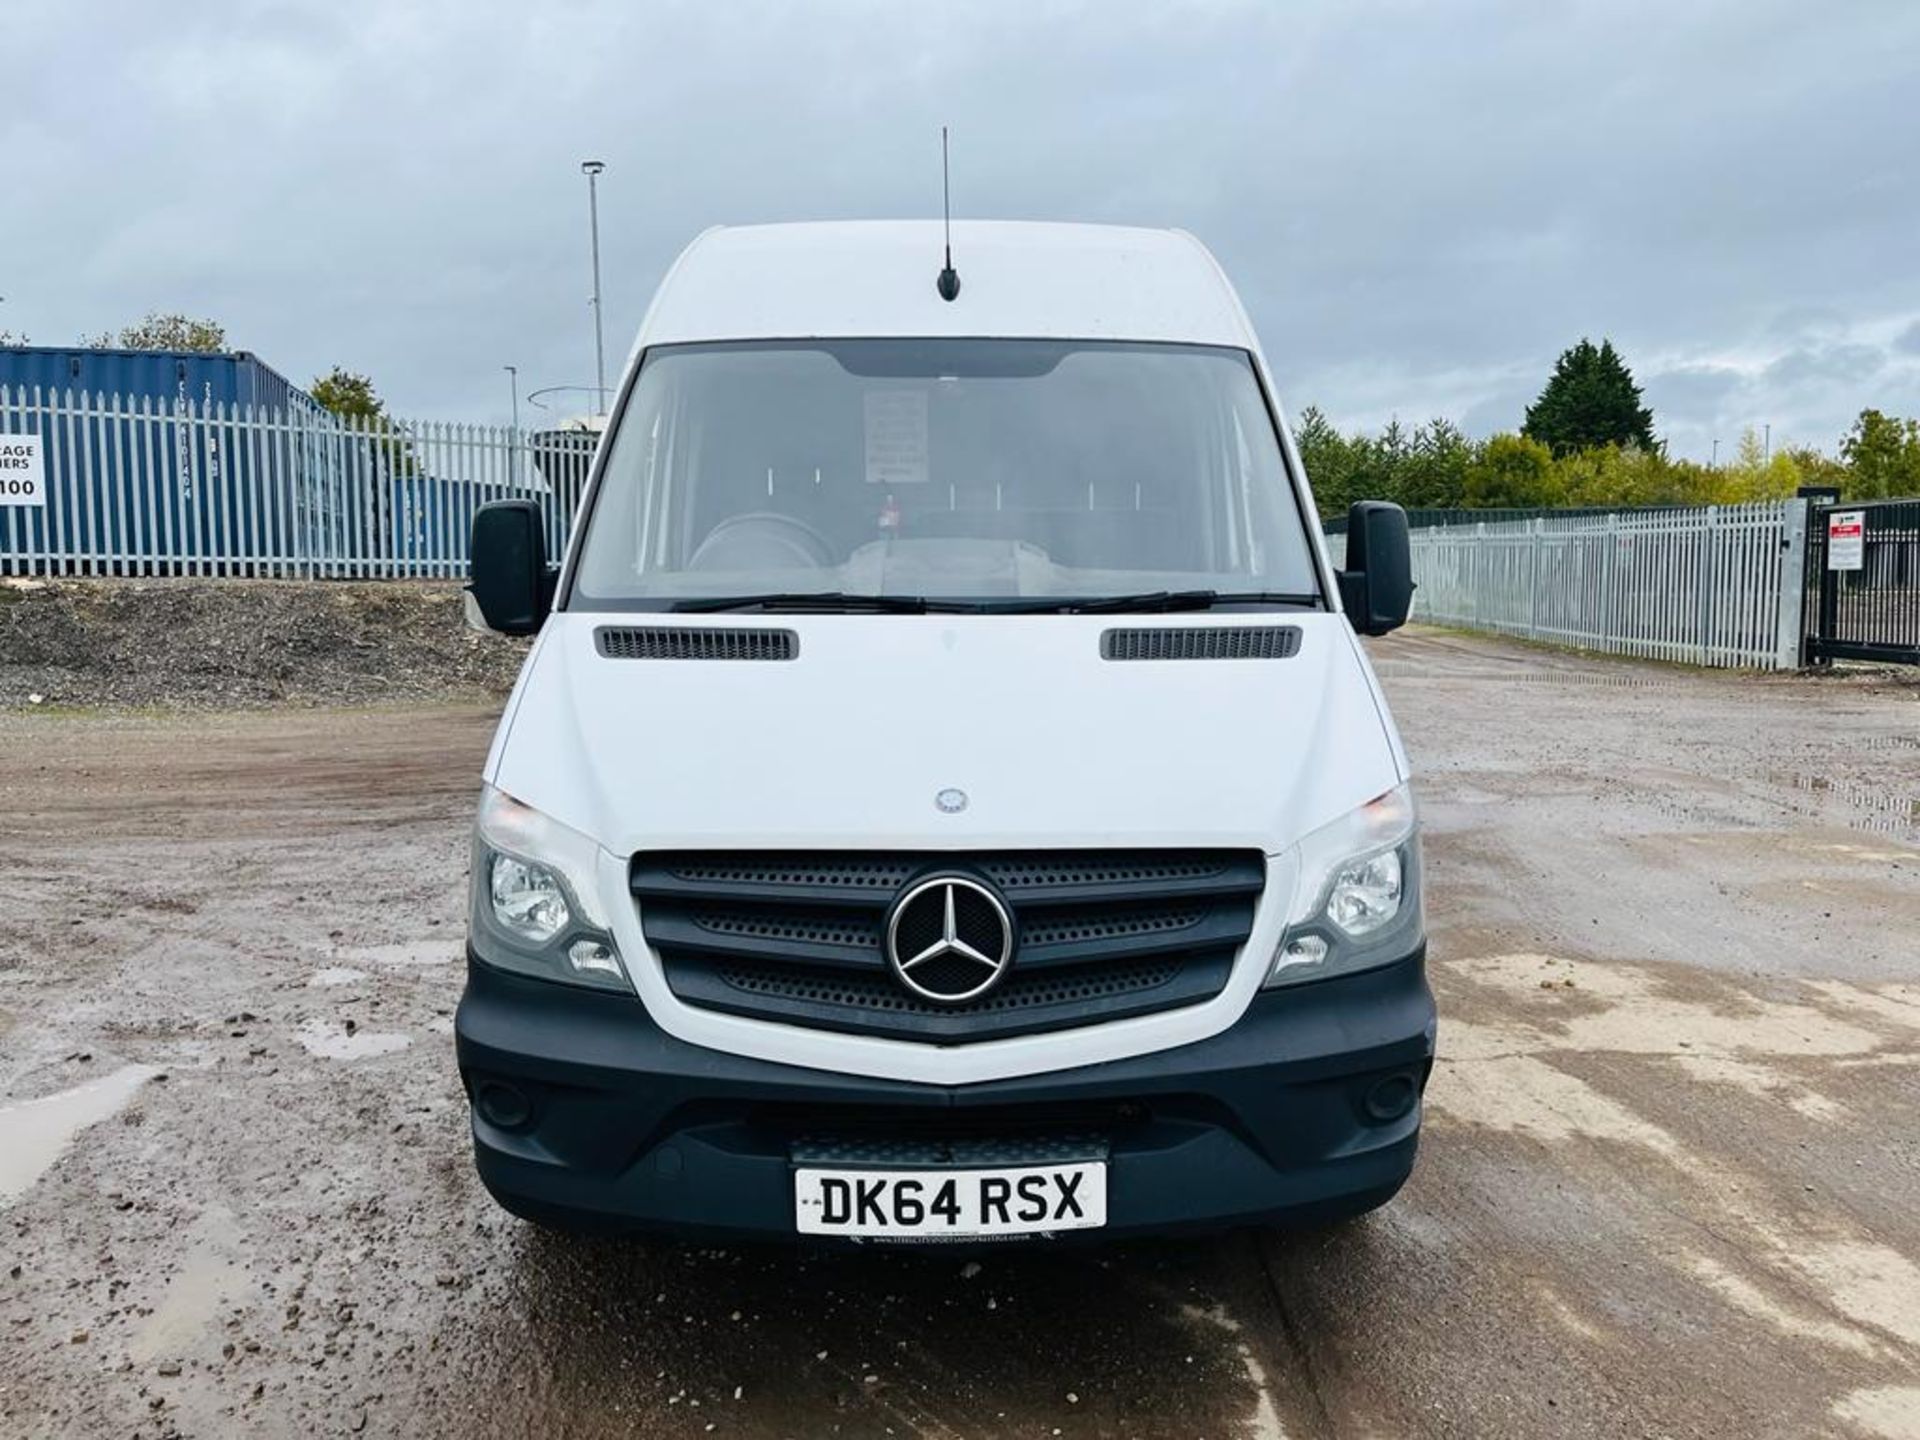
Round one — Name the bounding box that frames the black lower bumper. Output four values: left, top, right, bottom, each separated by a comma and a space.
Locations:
455, 948, 1435, 1242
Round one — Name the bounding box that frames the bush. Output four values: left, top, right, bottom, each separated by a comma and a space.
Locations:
1463, 434, 1559, 508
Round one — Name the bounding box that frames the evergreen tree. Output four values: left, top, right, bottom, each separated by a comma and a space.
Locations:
1292, 405, 1359, 515
1521, 338, 1656, 456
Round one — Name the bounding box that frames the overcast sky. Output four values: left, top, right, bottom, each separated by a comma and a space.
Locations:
5, 0, 1917, 460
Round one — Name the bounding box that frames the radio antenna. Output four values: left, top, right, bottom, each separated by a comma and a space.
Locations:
936, 126, 961, 302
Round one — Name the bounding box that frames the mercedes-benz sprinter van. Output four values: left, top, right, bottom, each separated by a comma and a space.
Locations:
457, 221, 1429, 1243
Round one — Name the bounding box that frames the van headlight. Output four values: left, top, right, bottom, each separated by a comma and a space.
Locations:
1265, 782, 1423, 987
470, 784, 628, 991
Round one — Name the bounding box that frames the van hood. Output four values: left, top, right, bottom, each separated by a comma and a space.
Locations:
488, 612, 1402, 857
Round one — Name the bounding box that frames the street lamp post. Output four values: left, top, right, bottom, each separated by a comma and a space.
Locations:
581, 160, 608, 417
504, 364, 522, 490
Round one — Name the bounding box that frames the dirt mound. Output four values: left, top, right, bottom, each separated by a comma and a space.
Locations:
0, 578, 529, 709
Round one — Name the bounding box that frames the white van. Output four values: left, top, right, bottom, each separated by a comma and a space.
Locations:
458, 221, 1428, 1243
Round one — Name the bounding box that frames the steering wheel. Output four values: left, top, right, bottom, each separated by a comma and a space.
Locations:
687, 512, 837, 571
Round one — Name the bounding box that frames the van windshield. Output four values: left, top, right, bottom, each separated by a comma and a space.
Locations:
567, 339, 1321, 611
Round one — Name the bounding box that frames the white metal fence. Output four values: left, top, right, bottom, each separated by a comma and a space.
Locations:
3, 387, 1819, 671
1409, 501, 1809, 669
0, 386, 598, 580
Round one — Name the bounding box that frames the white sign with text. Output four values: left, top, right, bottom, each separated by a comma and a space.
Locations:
0, 435, 44, 507
1827, 510, 1864, 571
864, 390, 930, 486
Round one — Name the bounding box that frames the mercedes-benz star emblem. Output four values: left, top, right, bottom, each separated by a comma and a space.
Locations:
884, 875, 1015, 1005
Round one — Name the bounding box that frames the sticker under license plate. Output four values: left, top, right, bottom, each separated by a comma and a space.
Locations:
794, 1162, 1107, 1239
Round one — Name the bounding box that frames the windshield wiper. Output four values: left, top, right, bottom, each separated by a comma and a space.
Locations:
985, 590, 1322, 615
669, 589, 1322, 615
671, 592, 953, 614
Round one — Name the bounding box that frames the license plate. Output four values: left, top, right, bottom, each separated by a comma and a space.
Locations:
794, 1162, 1107, 1239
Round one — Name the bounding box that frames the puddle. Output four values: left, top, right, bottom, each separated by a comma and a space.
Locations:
1779, 771, 1920, 840
338, 939, 459, 967
130, 1207, 250, 1365
0, 1064, 161, 1204
1429, 953, 1918, 1157
1779, 1239, 1920, 1351
296, 1018, 411, 1060
1856, 733, 1920, 753
1684, 1254, 1878, 1357
1179, 1304, 1286, 1440
308, 966, 370, 987
1834, 1387, 1920, 1440
1375, 661, 1671, 689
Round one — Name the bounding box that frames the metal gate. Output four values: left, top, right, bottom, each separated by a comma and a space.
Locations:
1803, 498, 1920, 665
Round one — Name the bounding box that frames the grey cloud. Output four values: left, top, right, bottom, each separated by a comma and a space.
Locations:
1644, 366, 1746, 415
3, 0, 1918, 461
1642, 343, 1920, 459
1764, 344, 1886, 388
1458, 384, 1542, 440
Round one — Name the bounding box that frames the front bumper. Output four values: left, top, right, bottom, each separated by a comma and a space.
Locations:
455, 947, 1436, 1242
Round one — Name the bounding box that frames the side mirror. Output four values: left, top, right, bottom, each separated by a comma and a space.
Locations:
469, 500, 555, 635
1335, 501, 1413, 637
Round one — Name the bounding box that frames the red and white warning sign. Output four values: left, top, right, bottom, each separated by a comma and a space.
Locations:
1827, 510, 1864, 572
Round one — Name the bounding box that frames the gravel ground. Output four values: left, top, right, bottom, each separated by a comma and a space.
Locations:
0, 579, 526, 710
0, 626, 1916, 1438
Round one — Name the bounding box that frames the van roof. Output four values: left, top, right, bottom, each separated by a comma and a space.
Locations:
634, 221, 1258, 352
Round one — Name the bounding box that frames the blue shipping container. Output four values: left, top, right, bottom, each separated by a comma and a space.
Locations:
0, 345, 319, 421
0, 346, 348, 575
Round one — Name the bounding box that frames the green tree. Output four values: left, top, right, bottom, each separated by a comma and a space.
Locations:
1555, 444, 1699, 507
1522, 338, 1657, 456
83, 312, 227, 352
1839, 409, 1920, 500
1353, 417, 1411, 504
1293, 405, 1362, 516
0, 329, 30, 346
1776, 444, 1850, 497
1464, 433, 1560, 507
312, 366, 417, 477
1397, 418, 1474, 508
1295, 408, 1472, 516
1704, 428, 1813, 505
311, 367, 391, 423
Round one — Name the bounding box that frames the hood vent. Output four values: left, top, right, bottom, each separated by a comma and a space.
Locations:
1101, 626, 1302, 661
595, 626, 798, 661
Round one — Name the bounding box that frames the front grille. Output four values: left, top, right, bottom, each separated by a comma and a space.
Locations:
595, 626, 798, 660
790, 1134, 1109, 1166
632, 849, 1264, 1042
1101, 626, 1302, 661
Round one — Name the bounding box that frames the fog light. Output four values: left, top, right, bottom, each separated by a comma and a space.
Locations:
475, 1081, 532, 1129
1364, 1073, 1418, 1123
566, 938, 623, 980
1270, 933, 1329, 981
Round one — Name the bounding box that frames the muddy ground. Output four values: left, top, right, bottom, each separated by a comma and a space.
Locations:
1, 626, 1917, 1439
